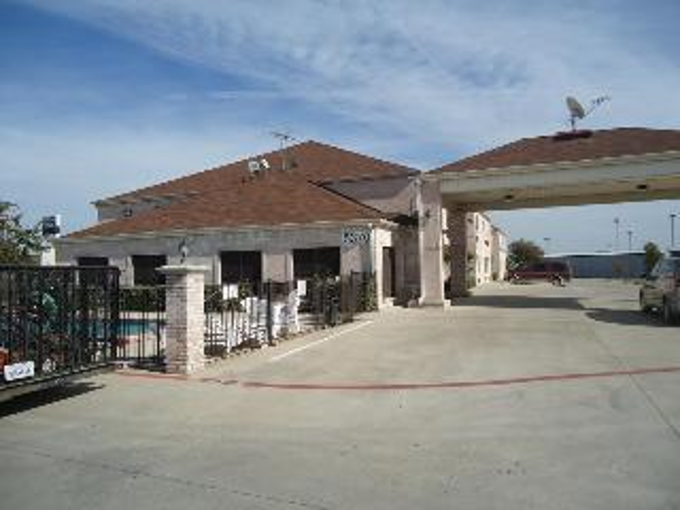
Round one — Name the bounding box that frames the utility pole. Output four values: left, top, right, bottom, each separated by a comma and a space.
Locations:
671, 213, 677, 250
627, 229, 633, 252
543, 237, 551, 255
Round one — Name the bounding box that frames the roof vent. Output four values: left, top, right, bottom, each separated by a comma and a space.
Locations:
552, 130, 593, 142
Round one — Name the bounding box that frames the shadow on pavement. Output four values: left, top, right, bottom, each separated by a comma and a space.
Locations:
454, 295, 584, 310
0, 381, 104, 419
585, 308, 672, 328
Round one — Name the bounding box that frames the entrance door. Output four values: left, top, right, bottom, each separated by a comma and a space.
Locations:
382, 247, 396, 298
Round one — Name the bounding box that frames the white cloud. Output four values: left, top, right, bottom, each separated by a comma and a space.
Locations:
0, 125, 271, 229
6, 1, 680, 246
21, 0, 680, 157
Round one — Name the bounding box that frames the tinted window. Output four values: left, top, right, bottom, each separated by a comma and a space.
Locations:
221, 251, 262, 284
294, 247, 340, 279
77, 256, 109, 267
132, 255, 167, 286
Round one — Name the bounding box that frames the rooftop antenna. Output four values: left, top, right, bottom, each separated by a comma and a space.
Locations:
565, 95, 610, 131
271, 131, 298, 170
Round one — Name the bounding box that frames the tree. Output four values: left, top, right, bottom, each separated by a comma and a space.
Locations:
0, 202, 45, 264
507, 238, 544, 269
643, 241, 663, 274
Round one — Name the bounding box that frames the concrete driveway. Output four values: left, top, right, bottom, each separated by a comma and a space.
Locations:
1, 280, 679, 509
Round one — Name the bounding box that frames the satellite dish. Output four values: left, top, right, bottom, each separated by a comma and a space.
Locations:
565, 95, 610, 131
566, 97, 585, 119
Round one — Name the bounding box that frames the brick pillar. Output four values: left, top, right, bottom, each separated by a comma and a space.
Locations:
447, 209, 469, 299
159, 265, 208, 375
418, 179, 446, 306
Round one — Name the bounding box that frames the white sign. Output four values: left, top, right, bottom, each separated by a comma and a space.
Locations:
4, 361, 35, 382
342, 229, 370, 246
296, 279, 307, 296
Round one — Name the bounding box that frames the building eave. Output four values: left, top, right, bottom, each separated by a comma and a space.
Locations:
425, 150, 680, 182
56, 218, 396, 245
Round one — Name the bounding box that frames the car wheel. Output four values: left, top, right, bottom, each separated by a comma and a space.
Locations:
663, 300, 677, 325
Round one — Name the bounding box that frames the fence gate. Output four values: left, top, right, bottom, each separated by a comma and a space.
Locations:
0, 266, 168, 397
116, 286, 165, 369
0, 266, 119, 396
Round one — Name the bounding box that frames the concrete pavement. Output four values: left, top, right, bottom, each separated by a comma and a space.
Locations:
1, 280, 679, 509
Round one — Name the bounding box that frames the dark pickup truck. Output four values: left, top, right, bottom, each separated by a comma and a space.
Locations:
508, 261, 572, 285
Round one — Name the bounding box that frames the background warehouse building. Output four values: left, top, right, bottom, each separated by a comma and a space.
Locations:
546, 252, 646, 278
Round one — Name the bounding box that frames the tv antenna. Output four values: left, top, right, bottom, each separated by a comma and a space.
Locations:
566, 95, 610, 131
271, 131, 298, 170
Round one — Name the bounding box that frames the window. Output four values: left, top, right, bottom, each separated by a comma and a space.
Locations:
77, 257, 111, 286
221, 251, 262, 284
77, 256, 109, 267
132, 255, 167, 286
293, 247, 340, 279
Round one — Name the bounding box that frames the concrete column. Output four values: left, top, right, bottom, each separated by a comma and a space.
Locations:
418, 180, 445, 306
159, 265, 208, 375
447, 209, 469, 299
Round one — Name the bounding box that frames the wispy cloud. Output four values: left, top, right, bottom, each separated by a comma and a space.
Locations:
21, 0, 680, 156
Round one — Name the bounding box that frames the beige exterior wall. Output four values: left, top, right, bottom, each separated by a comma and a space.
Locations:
56, 223, 416, 307
56, 224, 373, 286
467, 212, 494, 286
491, 227, 508, 281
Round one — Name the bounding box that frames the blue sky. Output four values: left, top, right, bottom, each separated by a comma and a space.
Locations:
1, 0, 679, 252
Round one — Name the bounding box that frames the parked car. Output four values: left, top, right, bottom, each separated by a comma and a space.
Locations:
508, 261, 572, 285
639, 257, 680, 324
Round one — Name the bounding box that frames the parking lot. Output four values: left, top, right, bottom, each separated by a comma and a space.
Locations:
1, 280, 679, 509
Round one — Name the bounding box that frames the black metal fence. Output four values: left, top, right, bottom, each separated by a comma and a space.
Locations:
1, 266, 375, 386
204, 272, 376, 357
0, 266, 119, 389
116, 286, 165, 368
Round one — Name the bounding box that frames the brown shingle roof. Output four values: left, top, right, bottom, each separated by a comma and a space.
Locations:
69, 171, 384, 239
102, 140, 414, 204
434, 128, 680, 173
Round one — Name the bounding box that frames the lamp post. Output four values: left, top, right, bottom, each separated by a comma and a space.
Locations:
543, 237, 551, 255
614, 217, 620, 251
671, 213, 677, 250
626, 229, 634, 280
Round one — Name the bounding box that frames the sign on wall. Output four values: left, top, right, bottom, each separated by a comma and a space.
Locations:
341, 228, 371, 247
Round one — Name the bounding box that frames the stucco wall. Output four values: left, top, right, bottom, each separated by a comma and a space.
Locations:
56, 224, 379, 289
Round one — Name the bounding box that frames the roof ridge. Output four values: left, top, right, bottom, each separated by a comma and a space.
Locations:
98, 139, 414, 204
303, 140, 418, 174
434, 126, 680, 173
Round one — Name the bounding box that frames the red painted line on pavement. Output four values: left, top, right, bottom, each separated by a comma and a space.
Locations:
239, 365, 680, 391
